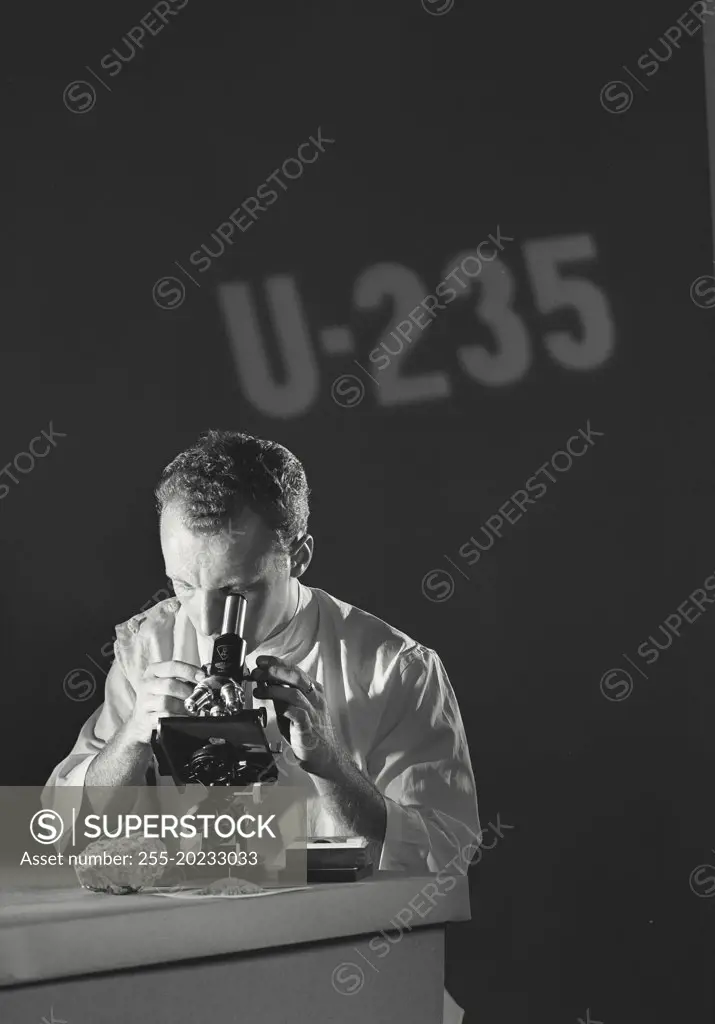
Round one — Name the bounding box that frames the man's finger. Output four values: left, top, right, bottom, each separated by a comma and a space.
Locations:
147, 660, 206, 683
251, 661, 314, 694
252, 660, 305, 687
252, 681, 309, 707
145, 679, 195, 700
153, 696, 192, 717
279, 705, 311, 727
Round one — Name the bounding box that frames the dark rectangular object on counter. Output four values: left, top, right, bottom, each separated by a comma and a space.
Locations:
307, 864, 373, 883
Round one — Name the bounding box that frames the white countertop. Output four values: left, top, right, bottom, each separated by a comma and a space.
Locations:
0, 873, 470, 986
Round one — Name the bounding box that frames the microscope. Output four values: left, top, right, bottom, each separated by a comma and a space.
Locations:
151, 592, 280, 787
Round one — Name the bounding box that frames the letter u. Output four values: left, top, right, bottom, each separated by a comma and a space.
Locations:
650, 626, 674, 652
200, 234, 225, 260
110, 38, 137, 64
381, 333, 404, 357
471, 526, 496, 552
648, 39, 673, 64
201, 234, 227, 260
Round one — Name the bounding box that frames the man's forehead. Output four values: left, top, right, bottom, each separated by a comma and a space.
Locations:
160, 503, 275, 562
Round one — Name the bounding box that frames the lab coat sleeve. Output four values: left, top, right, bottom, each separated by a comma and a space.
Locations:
42, 640, 137, 796
40, 637, 154, 850
366, 647, 480, 872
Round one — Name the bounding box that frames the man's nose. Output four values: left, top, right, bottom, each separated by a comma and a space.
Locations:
195, 593, 224, 636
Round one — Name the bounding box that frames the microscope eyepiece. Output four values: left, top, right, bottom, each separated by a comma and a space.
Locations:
183, 592, 249, 717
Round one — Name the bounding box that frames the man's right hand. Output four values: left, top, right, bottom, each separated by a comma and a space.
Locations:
124, 660, 206, 745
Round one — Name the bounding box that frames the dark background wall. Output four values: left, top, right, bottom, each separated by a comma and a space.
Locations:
4, 1, 715, 1020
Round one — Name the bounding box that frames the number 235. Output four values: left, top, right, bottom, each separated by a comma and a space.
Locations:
355, 233, 614, 405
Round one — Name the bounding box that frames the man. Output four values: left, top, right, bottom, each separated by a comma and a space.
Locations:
44, 429, 479, 873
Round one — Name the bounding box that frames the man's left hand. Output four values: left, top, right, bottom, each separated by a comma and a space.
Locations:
249, 656, 342, 778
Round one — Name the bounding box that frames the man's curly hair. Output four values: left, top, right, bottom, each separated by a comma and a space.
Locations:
154, 430, 310, 550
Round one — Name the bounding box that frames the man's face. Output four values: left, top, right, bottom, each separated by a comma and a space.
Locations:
160, 502, 293, 652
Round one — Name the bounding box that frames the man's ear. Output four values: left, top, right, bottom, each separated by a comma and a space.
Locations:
289, 533, 314, 578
